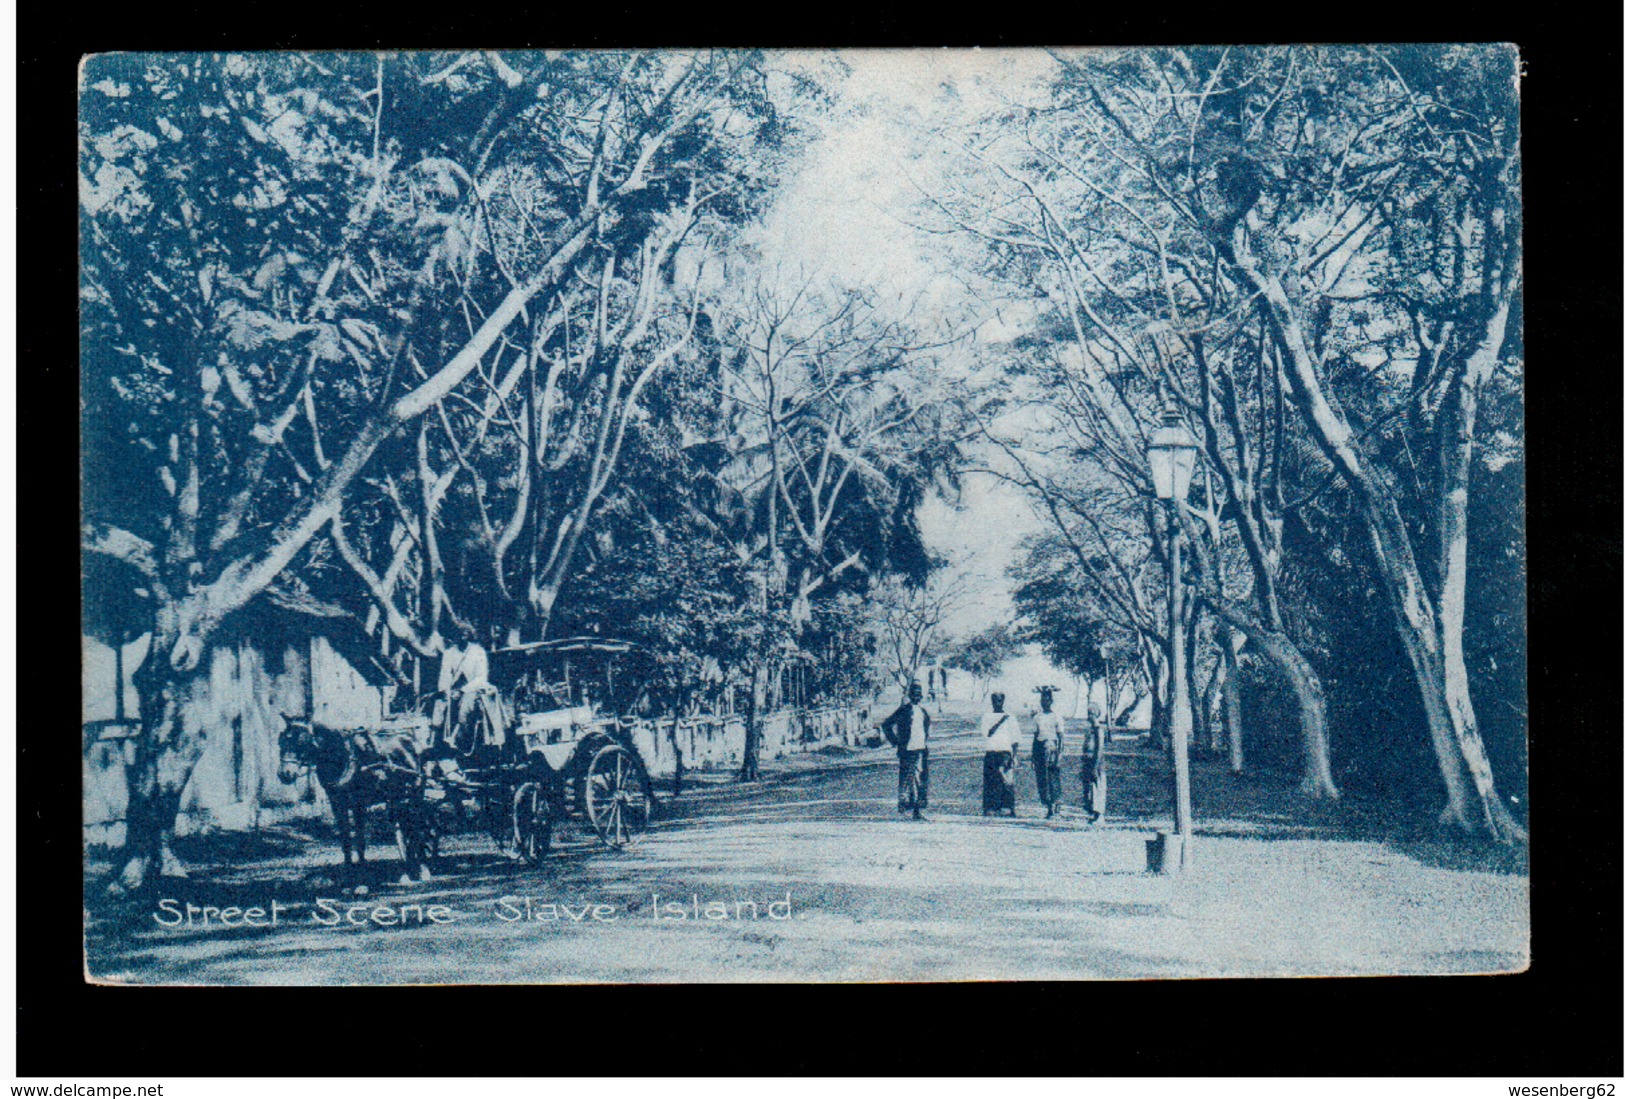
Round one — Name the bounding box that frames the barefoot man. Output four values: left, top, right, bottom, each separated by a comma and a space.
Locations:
881, 681, 932, 821
1032, 686, 1064, 818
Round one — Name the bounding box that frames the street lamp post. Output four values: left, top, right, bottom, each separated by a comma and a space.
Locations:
1147, 406, 1200, 872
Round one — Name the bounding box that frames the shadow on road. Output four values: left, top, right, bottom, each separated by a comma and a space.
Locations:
83, 706, 1526, 983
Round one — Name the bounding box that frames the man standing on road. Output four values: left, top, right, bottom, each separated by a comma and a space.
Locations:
1032, 686, 1064, 819
1081, 704, 1109, 823
882, 681, 931, 821
980, 692, 1020, 817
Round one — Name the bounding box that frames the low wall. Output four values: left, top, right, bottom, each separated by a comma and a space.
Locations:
625, 703, 873, 779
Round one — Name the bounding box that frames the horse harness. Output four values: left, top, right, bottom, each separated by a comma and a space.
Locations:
284, 722, 418, 794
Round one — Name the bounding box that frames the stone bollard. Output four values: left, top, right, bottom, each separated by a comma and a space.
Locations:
1145, 830, 1185, 875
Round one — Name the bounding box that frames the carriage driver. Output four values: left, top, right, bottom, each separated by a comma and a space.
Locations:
429, 627, 507, 775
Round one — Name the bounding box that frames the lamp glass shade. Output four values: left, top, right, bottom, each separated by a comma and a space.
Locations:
1147, 417, 1200, 501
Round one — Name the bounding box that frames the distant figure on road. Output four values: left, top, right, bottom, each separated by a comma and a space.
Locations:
1081, 705, 1108, 823
1032, 686, 1064, 819
882, 681, 931, 821
980, 692, 1020, 817
940, 667, 951, 700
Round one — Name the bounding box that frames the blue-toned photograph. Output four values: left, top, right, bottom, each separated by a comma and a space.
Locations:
80, 46, 1527, 984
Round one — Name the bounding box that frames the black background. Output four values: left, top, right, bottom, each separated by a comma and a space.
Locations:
20, 4, 1623, 1078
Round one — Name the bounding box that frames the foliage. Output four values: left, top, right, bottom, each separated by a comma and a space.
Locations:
80, 50, 972, 879
947, 622, 1024, 684
1008, 535, 1140, 680
924, 45, 1524, 830
867, 571, 962, 688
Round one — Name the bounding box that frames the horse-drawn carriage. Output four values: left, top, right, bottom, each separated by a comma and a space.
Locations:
279, 637, 660, 878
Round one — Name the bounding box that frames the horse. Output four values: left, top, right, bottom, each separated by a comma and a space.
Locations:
278, 716, 434, 886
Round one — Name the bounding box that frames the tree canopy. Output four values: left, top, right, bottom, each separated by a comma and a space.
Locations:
80, 48, 1528, 891
923, 44, 1523, 836
80, 50, 968, 885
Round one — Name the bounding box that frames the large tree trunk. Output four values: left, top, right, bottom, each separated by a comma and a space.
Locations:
1229, 228, 1521, 839
1254, 629, 1338, 799
1201, 657, 1226, 755
1189, 612, 1211, 752
112, 614, 210, 894
1221, 628, 1245, 775
1146, 658, 1167, 750
1200, 592, 1336, 797
1365, 466, 1520, 835
738, 663, 767, 782
1434, 273, 1526, 841
1104, 664, 1130, 734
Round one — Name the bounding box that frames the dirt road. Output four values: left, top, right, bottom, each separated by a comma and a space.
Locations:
85, 706, 1528, 984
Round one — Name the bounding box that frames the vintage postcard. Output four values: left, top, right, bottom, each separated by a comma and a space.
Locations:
80, 46, 1527, 984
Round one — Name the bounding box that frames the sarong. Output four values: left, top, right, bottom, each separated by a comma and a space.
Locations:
982, 750, 1016, 815
897, 748, 930, 812
1034, 741, 1063, 808
1081, 757, 1107, 819
446, 686, 507, 756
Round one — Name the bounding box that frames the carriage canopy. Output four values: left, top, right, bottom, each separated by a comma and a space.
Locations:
487, 637, 655, 718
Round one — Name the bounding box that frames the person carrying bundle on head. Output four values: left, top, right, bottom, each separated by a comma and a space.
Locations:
1032, 685, 1064, 819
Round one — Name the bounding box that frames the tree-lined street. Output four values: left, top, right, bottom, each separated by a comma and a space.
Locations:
80, 47, 1529, 984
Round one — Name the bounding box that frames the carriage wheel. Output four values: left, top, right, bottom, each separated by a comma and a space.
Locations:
511, 781, 554, 864
581, 742, 652, 850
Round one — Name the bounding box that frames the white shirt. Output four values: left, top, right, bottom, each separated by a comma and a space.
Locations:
905, 706, 928, 751
979, 710, 1019, 753
1033, 711, 1064, 744
438, 642, 490, 693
